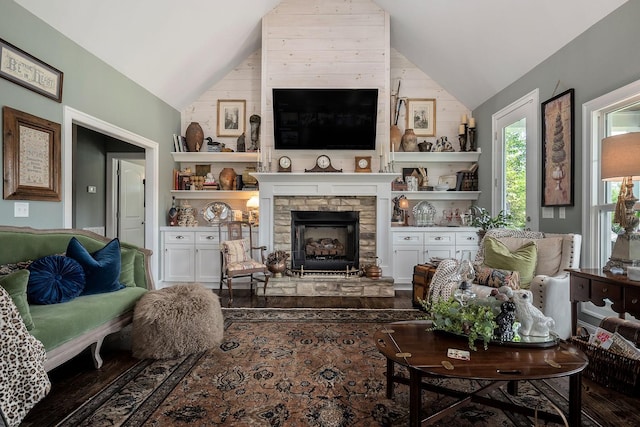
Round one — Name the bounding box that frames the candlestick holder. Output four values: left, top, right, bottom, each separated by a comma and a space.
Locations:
468, 127, 477, 152
458, 131, 468, 152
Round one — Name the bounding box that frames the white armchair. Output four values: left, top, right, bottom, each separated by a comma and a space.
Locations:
472, 229, 582, 339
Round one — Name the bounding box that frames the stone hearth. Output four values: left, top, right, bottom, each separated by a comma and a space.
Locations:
265, 276, 395, 297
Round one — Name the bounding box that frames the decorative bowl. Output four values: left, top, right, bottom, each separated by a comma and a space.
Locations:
435, 184, 449, 191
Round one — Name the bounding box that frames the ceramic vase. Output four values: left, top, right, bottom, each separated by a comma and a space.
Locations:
390, 125, 402, 152
185, 122, 204, 152
218, 167, 237, 190
401, 129, 418, 152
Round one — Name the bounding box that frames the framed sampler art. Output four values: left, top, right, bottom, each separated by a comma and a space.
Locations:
541, 88, 574, 207
406, 98, 436, 137
217, 99, 246, 137
2, 107, 61, 201
0, 38, 63, 102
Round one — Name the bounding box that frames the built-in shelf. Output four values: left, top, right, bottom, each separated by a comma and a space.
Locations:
170, 190, 258, 200
391, 149, 481, 163
391, 190, 481, 201
171, 152, 258, 163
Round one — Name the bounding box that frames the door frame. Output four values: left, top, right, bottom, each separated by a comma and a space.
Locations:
63, 106, 159, 276
491, 89, 540, 230
106, 153, 145, 241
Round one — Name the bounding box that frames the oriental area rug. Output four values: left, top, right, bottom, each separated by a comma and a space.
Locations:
57, 308, 601, 426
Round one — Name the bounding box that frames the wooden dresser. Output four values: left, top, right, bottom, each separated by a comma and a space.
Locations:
568, 268, 640, 335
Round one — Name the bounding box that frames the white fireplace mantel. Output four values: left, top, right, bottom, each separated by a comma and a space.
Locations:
252, 172, 397, 273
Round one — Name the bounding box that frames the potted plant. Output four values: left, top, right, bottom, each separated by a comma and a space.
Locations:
470, 206, 513, 240
420, 297, 498, 351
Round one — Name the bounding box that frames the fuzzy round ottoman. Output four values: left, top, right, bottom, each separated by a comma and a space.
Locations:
132, 283, 223, 359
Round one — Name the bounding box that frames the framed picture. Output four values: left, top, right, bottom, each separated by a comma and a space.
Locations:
217, 99, 246, 137
3, 107, 61, 201
406, 98, 436, 136
541, 88, 574, 207
0, 38, 63, 103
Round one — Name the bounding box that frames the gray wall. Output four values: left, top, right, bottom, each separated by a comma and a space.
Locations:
472, 0, 640, 234
0, 0, 179, 228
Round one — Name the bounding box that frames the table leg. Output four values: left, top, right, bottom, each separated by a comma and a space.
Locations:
386, 358, 394, 399
409, 368, 421, 427
571, 301, 578, 336
568, 373, 582, 427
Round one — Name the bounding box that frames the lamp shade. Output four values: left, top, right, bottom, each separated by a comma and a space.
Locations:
246, 196, 259, 209
398, 198, 410, 210
601, 132, 640, 181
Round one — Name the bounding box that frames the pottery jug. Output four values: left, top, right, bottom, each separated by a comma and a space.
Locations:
185, 122, 204, 152
390, 125, 402, 153
219, 167, 237, 190
401, 129, 418, 152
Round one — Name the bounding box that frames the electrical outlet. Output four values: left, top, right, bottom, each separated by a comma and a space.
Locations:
14, 202, 29, 217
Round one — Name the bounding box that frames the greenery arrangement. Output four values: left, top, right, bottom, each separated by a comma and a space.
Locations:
421, 297, 498, 351
470, 207, 513, 231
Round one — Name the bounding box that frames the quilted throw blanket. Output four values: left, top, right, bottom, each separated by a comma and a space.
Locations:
0, 287, 50, 427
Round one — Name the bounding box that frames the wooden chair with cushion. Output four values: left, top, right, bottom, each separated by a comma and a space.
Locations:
218, 221, 270, 306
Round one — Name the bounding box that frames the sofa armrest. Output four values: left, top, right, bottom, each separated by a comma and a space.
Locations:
529, 272, 571, 339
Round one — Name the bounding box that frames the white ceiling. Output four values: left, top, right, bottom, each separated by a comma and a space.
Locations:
14, 0, 627, 111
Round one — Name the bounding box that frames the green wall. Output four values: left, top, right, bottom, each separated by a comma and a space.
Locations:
472, 0, 640, 235
0, 0, 179, 228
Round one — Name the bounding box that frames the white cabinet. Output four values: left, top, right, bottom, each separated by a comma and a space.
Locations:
161, 226, 258, 288
391, 227, 479, 283
163, 231, 196, 282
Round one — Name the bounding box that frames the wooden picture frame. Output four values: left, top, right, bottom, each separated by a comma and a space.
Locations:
541, 88, 574, 207
2, 107, 61, 201
0, 38, 63, 103
217, 99, 246, 137
406, 98, 436, 137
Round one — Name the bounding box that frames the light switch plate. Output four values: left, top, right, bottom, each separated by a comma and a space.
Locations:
87, 185, 97, 193
14, 202, 29, 217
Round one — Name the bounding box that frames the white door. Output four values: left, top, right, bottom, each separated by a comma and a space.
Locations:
118, 159, 145, 247
492, 89, 539, 231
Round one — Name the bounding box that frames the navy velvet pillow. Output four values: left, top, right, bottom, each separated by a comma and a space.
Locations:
66, 237, 125, 295
27, 255, 85, 304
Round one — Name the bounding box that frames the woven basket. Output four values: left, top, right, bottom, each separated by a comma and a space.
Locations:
569, 335, 640, 396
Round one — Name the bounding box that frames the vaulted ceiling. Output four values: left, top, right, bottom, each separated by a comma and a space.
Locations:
14, 0, 627, 110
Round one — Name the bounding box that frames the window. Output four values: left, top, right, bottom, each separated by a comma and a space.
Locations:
583, 80, 640, 269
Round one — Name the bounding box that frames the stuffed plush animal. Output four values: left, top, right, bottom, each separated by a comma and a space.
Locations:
511, 289, 555, 337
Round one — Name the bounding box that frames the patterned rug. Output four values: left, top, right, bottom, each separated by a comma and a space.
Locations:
57, 308, 601, 426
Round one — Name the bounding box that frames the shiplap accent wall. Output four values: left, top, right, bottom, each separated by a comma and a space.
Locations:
261, 0, 390, 163
181, 0, 471, 172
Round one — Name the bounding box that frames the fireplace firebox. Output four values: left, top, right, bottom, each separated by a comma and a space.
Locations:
291, 211, 359, 271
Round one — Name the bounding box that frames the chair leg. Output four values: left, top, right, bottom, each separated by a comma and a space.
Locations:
227, 278, 233, 307
263, 275, 270, 297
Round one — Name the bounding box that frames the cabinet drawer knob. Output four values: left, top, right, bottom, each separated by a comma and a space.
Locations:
435, 237, 442, 240
403, 236, 412, 240
602, 287, 608, 293
466, 237, 474, 241
632, 298, 638, 304
176, 235, 185, 240
206, 236, 215, 240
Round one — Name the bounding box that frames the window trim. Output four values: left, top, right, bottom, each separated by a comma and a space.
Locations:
582, 78, 640, 268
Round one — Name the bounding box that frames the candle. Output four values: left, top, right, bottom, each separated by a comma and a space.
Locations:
379, 144, 383, 156
461, 114, 468, 124
268, 148, 272, 162
459, 124, 466, 135
469, 117, 476, 128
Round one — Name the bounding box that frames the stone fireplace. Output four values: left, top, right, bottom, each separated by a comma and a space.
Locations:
253, 172, 396, 272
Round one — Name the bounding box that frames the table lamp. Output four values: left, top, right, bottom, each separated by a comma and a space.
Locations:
246, 196, 259, 225
601, 132, 640, 271
398, 196, 410, 226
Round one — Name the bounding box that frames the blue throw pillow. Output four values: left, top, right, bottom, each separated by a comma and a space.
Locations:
27, 255, 85, 304
66, 237, 125, 295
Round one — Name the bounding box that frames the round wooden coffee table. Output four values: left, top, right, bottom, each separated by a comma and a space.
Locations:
374, 321, 588, 426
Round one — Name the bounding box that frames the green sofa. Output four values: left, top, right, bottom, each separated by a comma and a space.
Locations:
0, 226, 154, 371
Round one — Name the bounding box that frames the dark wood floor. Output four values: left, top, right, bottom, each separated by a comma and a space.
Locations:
22, 290, 640, 426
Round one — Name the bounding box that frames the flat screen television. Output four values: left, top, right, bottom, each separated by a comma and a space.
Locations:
272, 88, 378, 150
